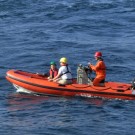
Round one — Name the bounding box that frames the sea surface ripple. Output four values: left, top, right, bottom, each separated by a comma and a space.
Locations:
0, 0, 135, 135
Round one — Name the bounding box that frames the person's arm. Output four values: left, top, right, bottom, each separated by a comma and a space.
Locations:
90, 62, 100, 71
48, 69, 52, 79
49, 67, 61, 81
52, 73, 61, 81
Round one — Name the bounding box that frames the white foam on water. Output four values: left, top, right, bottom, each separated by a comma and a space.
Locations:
13, 84, 34, 94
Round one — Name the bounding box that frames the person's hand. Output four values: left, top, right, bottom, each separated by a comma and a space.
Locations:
48, 79, 53, 82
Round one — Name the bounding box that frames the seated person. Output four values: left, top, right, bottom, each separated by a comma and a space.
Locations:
50, 57, 72, 85
48, 61, 58, 79
88, 52, 106, 86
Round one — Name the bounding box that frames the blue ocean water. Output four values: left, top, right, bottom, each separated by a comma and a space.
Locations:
0, 0, 135, 134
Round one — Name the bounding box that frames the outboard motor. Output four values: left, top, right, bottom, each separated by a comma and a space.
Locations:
132, 78, 135, 89
131, 78, 135, 95
77, 64, 92, 84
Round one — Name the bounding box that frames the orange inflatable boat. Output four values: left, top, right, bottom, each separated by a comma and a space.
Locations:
6, 69, 135, 100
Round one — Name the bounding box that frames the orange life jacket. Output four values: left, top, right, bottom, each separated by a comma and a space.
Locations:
90, 60, 106, 79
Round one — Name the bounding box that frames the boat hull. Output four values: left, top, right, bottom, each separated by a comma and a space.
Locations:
6, 70, 135, 100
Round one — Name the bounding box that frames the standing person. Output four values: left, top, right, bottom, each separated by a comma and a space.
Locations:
51, 57, 72, 85
48, 61, 58, 79
88, 52, 106, 86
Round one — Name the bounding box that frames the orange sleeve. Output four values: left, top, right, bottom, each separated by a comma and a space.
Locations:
90, 62, 101, 71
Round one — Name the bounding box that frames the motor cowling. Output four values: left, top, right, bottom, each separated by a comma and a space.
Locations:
77, 64, 92, 84
132, 78, 135, 89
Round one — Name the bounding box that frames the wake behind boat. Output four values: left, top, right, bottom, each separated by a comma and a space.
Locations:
6, 65, 135, 100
